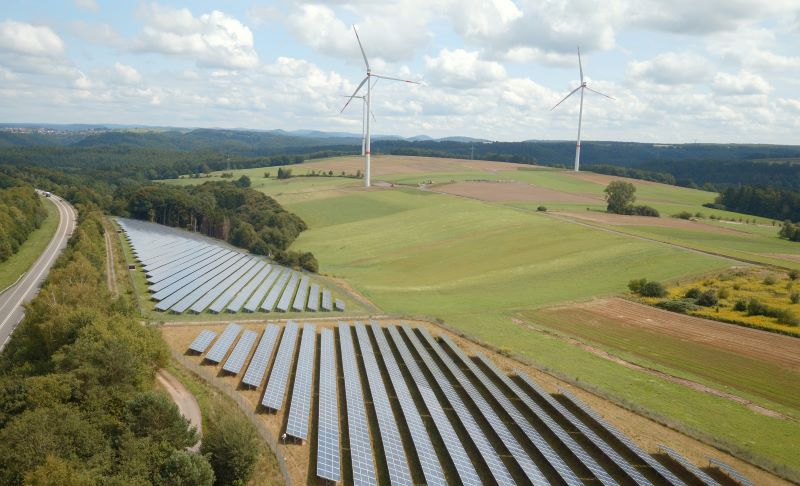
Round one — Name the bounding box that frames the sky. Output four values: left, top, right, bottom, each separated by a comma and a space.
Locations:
1, 0, 800, 144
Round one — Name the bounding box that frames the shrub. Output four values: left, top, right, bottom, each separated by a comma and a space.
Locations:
747, 298, 771, 316
695, 212, 704, 218
202, 408, 259, 486
628, 278, 647, 293
733, 299, 747, 311
536, 206, 547, 212
696, 290, 719, 307
789, 269, 799, 281
672, 211, 693, 220
791, 292, 800, 304
632, 205, 660, 217
656, 299, 699, 314
763, 275, 777, 285
684, 288, 701, 299
776, 309, 800, 326
717, 288, 730, 299
640, 281, 667, 297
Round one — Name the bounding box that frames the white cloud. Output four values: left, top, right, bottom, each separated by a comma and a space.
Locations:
114, 62, 142, 85
74, 0, 99, 13
425, 48, 506, 88
0, 20, 65, 57
713, 71, 772, 95
627, 52, 714, 85
133, 3, 259, 69
629, 0, 799, 34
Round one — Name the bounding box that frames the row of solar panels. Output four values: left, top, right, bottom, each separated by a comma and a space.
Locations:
116, 218, 345, 314
186, 322, 753, 486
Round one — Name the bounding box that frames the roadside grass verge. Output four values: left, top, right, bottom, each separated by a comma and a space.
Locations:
0, 196, 59, 291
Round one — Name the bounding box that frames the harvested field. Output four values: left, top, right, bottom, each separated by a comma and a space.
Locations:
528, 298, 800, 410
555, 210, 748, 235
162, 318, 789, 486
300, 155, 523, 176
432, 180, 602, 203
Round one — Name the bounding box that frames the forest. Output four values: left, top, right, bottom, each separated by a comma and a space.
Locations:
0, 186, 48, 263
0, 209, 216, 485
714, 185, 800, 224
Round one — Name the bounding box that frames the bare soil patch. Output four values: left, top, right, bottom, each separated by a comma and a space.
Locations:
161, 317, 788, 486
556, 210, 747, 235
432, 180, 602, 203
549, 297, 799, 370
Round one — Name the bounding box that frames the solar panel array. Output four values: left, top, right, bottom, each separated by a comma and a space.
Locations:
222, 329, 258, 375
242, 324, 281, 388
186, 322, 717, 486
188, 330, 216, 353
559, 388, 687, 486
286, 324, 316, 441
117, 218, 341, 314
205, 323, 241, 363
262, 321, 299, 411
401, 325, 514, 486
354, 324, 412, 486
317, 328, 340, 482
707, 457, 753, 486
658, 445, 721, 486
338, 323, 377, 486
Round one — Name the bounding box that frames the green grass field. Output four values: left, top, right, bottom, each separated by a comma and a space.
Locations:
0, 197, 59, 291
161, 155, 800, 479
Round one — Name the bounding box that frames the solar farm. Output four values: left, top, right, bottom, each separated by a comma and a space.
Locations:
174, 320, 755, 486
116, 218, 345, 315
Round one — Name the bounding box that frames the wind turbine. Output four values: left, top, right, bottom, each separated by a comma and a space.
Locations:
341, 79, 378, 156
551, 47, 614, 172
341, 25, 420, 187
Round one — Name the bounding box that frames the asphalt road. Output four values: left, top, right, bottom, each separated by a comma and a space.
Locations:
0, 192, 76, 350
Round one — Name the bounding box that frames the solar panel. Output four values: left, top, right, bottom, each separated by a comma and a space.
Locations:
307, 283, 320, 312
658, 445, 720, 486
707, 457, 753, 486
262, 321, 299, 411
321, 289, 333, 311
338, 323, 377, 486
386, 326, 479, 486
169, 255, 251, 313
208, 261, 266, 313
151, 250, 240, 298
205, 323, 242, 363
559, 388, 687, 486
188, 330, 216, 353
276, 271, 300, 312
242, 324, 281, 388
400, 325, 514, 486
335, 298, 345, 311
479, 357, 651, 486
222, 329, 258, 375
317, 328, 341, 482
438, 339, 580, 486
244, 266, 281, 312
154, 253, 247, 309
259, 268, 291, 312
419, 330, 551, 485
354, 324, 412, 486
189, 258, 258, 313
286, 324, 316, 441
291, 275, 310, 311
371, 324, 447, 486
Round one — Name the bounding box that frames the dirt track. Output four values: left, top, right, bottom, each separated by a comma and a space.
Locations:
157, 369, 203, 452
555, 298, 800, 370
432, 180, 601, 203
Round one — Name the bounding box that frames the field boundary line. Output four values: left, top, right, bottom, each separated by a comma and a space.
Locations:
0, 272, 26, 297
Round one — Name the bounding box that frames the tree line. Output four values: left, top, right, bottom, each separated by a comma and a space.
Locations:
0, 208, 215, 485
116, 182, 318, 272
0, 186, 48, 263
714, 185, 800, 223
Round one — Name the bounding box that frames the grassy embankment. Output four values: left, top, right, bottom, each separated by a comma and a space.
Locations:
0, 196, 59, 290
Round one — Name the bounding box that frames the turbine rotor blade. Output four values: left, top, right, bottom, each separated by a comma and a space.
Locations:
371, 73, 421, 84
585, 86, 615, 100
371, 110, 376, 122
353, 25, 370, 71
577, 46, 583, 83
550, 86, 582, 111
340, 76, 369, 113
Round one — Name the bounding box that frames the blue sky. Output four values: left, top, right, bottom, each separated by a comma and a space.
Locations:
1, 0, 799, 143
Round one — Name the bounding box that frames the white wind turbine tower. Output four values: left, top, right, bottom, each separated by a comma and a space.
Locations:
341, 25, 420, 187
341, 79, 378, 156
551, 47, 614, 172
